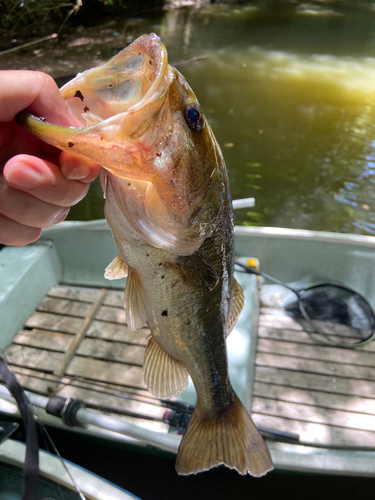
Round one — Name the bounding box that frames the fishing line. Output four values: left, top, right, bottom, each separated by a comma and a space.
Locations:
0, 354, 86, 500
0, 355, 39, 500
31, 416, 87, 500
8, 368, 190, 412
4, 367, 194, 433
47, 370, 159, 405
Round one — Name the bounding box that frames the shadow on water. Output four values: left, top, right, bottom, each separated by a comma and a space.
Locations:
4, 2, 375, 234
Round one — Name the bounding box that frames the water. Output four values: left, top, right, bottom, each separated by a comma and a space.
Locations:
63, 2, 375, 234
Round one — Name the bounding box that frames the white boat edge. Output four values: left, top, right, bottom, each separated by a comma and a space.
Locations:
0, 439, 140, 499
234, 224, 375, 247
41, 218, 375, 248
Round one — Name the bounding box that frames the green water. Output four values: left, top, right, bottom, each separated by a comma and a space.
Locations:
0, 461, 80, 499
68, 1, 375, 235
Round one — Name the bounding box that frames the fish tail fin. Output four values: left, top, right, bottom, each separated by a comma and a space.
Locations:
176, 393, 273, 477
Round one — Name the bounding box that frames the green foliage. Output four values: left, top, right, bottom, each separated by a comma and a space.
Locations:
80, 0, 164, 16
0, 0, 163, 35
89, 0, 129, 7
0, 0, 74, 32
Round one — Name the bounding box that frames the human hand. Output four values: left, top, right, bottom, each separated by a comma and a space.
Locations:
0, 70, 101, 246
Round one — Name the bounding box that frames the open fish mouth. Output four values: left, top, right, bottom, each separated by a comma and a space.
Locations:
17, 34, 171, 160
59, 33, 169, 130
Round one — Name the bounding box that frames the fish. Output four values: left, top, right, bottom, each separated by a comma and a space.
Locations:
18, 33, 273, 477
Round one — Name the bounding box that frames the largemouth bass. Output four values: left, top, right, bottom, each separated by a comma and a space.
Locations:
18, 33, 273, 476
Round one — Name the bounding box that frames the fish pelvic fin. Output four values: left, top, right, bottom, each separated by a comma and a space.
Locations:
123, 268, 148, 331
143, 335, 189, 399
104, 254, 128, 280
226, 278, 245, 336
176, 393, 273, 477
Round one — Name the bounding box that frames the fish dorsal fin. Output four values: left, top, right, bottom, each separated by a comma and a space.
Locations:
167, 254, 219, 291
123, 268, 148, 331
104, 254, 128, 280
143, 335, 189, 399
226, 278, 244, 336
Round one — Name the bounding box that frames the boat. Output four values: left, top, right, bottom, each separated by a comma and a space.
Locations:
0, 437, 141, 499
1, 214, 375, 481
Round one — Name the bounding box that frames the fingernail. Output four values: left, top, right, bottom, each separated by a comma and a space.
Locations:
65, 165, 90, 180
5, 162, 42, 189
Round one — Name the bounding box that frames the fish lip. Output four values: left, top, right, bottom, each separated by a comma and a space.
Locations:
125, 33, 169, 113
59, 33, 169, 131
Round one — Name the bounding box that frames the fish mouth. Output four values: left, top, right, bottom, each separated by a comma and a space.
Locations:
18, 33, 170, 146
60, 33, 169, 126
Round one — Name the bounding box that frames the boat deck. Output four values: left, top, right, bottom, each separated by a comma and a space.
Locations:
251, 301, 375, 449
4, 281, 375, 451
3, 285, 169, 434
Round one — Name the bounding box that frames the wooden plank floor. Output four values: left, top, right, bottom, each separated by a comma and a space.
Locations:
7, 282, 375, 449
3, 285, 169, 433
252, 289, 375, 449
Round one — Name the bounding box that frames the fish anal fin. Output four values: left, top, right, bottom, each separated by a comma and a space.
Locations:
226, 278, 245, 336
168, 254, 219, 291
176, 393, 273, 477
123, 268, 147, 331
104, 254, 128, 280
143, 335, 189, 399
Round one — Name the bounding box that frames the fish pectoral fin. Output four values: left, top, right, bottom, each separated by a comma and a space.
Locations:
226, 278, 245, 336
104, 254, 128, 280
123, 268, 148, 331
168, 254, 219, 291
143, 335, 189, 399
176, 393, 273, 477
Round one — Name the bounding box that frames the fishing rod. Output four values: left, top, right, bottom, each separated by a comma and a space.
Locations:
8, 368, 195, 430
0, 380, 299, 447
0, 383, 182, 453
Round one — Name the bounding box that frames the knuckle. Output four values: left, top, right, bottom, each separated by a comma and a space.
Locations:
33, 71, 57, 90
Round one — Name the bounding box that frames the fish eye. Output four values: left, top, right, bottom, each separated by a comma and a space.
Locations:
184, 105, 203, 131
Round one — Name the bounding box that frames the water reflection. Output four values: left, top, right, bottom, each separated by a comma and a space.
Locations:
65, 3, 375, 234
185, 47, 375, 233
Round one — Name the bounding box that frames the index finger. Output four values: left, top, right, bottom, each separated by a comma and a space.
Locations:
0, 70, 75, 126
